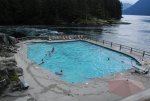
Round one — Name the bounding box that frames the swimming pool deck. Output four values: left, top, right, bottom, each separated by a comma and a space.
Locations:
2, 39, 150, 101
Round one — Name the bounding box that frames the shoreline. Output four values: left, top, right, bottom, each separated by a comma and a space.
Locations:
1, 39, 150, 101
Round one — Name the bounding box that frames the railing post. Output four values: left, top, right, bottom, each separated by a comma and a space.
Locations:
103, 40, 104, 44
130, 48, 132, 53
111, 42, 112, 47
120, 45, 122, 50
143, 51, 145, 57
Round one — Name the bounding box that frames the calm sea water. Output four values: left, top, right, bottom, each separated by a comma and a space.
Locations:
27, 41, 139, 84
100, 15, 150, 52
0, 15, 150, 51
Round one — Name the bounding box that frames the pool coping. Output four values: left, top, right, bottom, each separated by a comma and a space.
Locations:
9, 39, 150, 101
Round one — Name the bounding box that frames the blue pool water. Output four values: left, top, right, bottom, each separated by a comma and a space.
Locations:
27, 41, 139, 84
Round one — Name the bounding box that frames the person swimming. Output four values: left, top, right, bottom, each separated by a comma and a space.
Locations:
121, 60, 124, 63
41, 59, 44, 64
55, 70, 63, 75
39, 59, 44, 65
51, 47, 54, 53
60, 70, 63, 74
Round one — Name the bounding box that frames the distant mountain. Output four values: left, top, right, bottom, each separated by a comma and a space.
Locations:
122, 3, 132, 10
123, 0, 150, 15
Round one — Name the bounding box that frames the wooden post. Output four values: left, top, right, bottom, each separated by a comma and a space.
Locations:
111, 42, 112, 47
103, 40, 104, 44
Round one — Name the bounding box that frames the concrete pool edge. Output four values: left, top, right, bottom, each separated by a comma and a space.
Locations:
83, 39, 144, 65
10, 39, 150, 101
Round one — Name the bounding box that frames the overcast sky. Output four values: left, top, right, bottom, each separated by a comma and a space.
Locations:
120, 0, 139, 4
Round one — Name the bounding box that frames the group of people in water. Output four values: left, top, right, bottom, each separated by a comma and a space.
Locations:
40, 47, 55, 64
39, 47, 64, 75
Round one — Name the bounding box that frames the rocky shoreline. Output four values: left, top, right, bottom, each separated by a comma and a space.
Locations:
0, 33, 26, 97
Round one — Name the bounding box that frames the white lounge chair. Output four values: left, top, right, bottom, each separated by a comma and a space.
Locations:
132, 65, 150, 74
78, 35, 81, 39
49, 36, 52, 41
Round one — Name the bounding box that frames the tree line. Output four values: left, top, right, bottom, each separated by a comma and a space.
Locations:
0, 0, 122, 25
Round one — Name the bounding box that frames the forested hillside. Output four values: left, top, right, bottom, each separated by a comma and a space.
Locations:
0, 0, 122, 25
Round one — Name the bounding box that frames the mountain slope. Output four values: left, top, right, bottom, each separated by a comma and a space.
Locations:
122, 3, 132, 10
123, 0, 150, 15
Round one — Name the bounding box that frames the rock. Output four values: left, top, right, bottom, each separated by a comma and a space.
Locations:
0, 57, 15, 61
0, 33, 21, 96
0, 33, 19, 57
0, 33, 18, 46
5, 62, 17, 67
9, 36, 19, 46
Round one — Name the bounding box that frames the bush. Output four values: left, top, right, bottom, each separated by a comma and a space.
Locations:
9, 76, 19, 81
9, 72, 19, 81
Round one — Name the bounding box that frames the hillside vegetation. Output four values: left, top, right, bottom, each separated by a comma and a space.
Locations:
0, 0, 122, 25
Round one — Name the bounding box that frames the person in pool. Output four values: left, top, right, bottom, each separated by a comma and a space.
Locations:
60, 70, 63, 75
51, 47, 54, 53
55, 70, 63, 75
39, 59, 44, 65
41, 59, 44, 64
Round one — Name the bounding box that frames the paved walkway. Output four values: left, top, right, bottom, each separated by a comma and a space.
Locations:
120, 89, 150, 101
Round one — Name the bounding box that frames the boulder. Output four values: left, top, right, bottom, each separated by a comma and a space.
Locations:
0, 33, 18, 46
0, 33, 21, 96
0, 33, 19, 57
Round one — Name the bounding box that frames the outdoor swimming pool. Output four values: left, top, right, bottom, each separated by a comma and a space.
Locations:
27, 41, 140, 84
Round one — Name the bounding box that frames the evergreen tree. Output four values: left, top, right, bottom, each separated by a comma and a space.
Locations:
0, 0, 122, 25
